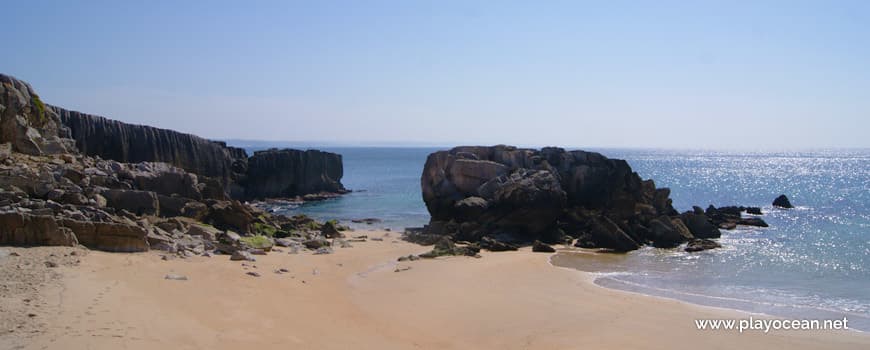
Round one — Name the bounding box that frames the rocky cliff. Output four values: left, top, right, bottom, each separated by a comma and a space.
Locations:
0, 73, 349, 255
0, 74, 76, 155
243, 148, 345, 199
416, 145, 767, 252
54, 106, 248, 193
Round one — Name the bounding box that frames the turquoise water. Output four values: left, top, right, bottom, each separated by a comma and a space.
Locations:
241, 146, 870, 330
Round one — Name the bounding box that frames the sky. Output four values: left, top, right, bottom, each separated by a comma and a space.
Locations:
3, 0, 869, 149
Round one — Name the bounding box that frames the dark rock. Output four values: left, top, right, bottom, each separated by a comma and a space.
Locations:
475, 169, 566, 235
103, 189, 159, 216
453, 196, 488, 220
745, 207, 763, 215
207, 200, 255, 233
685, 239, 722, 252
55, 105, 246, 192
242, 148, 345, 200
303, 237, 330, 249
351, 218, 382, 224
180, 201, 209, 220
320, 220, 343, 238
773, 195, 793, 209
157, 195, 192, 217
531, 240, 556, 253
419, 236, 480, 258
738, 217, 769, 227
420, 146, 680, 251
479, 236, 518, 252
586, 216, 640, 252
648, 216, 693, 248
681, 213, 721, 239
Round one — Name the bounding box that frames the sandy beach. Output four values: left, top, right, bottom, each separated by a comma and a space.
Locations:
1, 230, 867, 350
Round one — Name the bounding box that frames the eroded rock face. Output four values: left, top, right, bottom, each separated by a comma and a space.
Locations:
0, 73, 349, 256
0, 212, 78, 246
243, 149, 346, 200
0, 74, 75, 156
54, 106, 247, 191
420, 145, 678, 251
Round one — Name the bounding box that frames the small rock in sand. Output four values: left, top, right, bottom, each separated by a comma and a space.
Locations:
230, 250, 256, 261
44, 261, 58, 268
246, 271, 261, 277
164, 274, 188, 281
249, 248, 267, 255
313, 247, 333, 255
394, 266, 411, 273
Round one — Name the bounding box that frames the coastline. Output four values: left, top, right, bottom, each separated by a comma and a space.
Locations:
549, 250, 869, 334
6, 230, 869, 350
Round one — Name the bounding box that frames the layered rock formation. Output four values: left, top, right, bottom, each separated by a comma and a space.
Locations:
417, 145, 768, 252
243, 148, 346, 199
52, 103, 346, 200
54, 106, 248, 194
0, 73, 348, 255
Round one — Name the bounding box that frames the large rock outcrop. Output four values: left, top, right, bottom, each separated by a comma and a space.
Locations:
54, 106, 248, 193
420, 145, 703, 251
52, 104, 346, 200
243, 148, 345, 199
0, 73, 349, 254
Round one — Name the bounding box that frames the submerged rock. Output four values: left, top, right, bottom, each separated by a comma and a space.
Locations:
684, 239, 722, 252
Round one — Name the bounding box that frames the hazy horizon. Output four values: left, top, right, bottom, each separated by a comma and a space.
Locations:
5, 1, 869, 149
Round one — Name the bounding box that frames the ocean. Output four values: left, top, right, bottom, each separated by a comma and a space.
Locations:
240, 146, 870, 331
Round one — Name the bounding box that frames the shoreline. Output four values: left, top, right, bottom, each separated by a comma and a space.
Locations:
548, 252, 869, 334
550, 242, 870, 334
4, 230, 869, 349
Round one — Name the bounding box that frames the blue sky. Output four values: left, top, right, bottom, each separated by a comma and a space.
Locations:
4, 0, 869, 149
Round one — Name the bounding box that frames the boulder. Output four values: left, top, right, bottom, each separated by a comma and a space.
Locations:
685, 239, 722, 252
61, 219, 149, 252
230, 250, 256, 261
479, 236, 518, 252
681, 213, 721, 239
320, 220, 343, 238
186, 223, 221, 242
303, 237, 330, 249
648, 216, 693, 248
208, 200, 255, 233
103, 189, 159, 216
531, 240, 556, 253
773, 194, 793, 209
586, 216, 640, 252
180, 201, 209, 220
